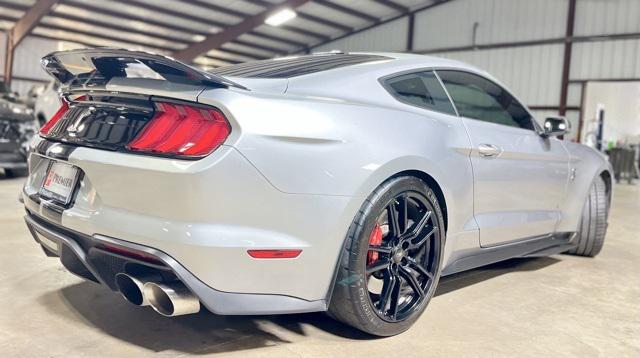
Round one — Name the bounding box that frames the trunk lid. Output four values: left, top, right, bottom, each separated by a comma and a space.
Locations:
39, 49, 240, 158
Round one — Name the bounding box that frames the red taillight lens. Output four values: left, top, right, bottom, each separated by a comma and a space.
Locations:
39, 100, 69, 136
127, 102, 231, 158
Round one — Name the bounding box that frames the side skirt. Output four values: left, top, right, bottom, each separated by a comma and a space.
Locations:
442, 232, 577, 276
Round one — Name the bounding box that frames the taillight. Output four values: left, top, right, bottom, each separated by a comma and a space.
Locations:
127, 102, 230, 158
39, 100, 69, 135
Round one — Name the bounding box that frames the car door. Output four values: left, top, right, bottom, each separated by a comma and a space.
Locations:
437, 70, 569, 247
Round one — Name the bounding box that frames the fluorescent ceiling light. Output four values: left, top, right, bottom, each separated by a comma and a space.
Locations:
265, 8, 297, 26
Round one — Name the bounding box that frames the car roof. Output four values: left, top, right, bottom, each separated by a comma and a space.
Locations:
213, 52, 483, 80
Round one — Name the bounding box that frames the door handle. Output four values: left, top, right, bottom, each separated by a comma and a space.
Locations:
478, 143, 502, 158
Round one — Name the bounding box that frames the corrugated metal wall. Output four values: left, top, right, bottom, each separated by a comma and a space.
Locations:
571, 39, 640, 80
314, 17, 409, 53
311, 0, 640, 142
433, 45, 565, 106
2, 0, 638, 133
413, 0, 568, 50
575, 0, 640, 36
0, 34, 62, 95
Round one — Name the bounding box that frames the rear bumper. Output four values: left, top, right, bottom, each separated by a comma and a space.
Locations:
24, 211, 327, 315
22, 139, 356, 310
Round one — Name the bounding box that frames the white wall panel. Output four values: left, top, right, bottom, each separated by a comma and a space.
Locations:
13, 37, 60, 81
0, 35, 63, 94
575, 0, 640, 36
567, 82, 584, 107
432, 44, 564, 106
571, 38, 640, 80
413, 0, 568, 51
314, 17, 409, 53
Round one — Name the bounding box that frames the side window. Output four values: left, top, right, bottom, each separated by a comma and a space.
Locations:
384, 71, 457, 115
437, 70, 534, 130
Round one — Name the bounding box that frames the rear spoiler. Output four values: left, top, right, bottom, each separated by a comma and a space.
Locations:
41, 48, 247, 91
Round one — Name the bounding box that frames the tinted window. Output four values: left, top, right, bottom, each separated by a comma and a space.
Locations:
384, 71, 456, 115
437, 70, 534, 130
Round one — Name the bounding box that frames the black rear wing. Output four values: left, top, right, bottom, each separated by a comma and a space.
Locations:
41, 48, 246, 91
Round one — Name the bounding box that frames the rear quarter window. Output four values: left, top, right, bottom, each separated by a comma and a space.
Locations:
383, 71, 457, 115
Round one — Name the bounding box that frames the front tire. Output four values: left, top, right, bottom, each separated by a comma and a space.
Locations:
566, 176, 609, 257
328, 176, 445, 336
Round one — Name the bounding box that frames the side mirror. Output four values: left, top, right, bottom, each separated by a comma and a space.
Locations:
542, 116, 570, 137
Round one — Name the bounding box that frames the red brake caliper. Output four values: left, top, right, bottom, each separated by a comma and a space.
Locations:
367, 223, 383, 265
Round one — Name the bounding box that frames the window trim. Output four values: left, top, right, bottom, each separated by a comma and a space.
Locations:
378, 69, 458, 117
379, 66, 542, 133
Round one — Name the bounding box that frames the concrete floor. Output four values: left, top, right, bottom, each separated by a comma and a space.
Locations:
0, 173, 638, 358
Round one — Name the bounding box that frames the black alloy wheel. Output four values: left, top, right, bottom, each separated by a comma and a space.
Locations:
329, 176, 444, 336
365, 192, 440, 322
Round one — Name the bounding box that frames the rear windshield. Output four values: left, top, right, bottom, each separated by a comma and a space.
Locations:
212, 54, 391, 79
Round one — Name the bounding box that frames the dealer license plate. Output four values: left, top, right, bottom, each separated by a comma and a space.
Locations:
39, 161, 80, 205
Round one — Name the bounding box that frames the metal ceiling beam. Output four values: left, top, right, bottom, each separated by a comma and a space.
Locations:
177, 0, 329, 40
374, 0, 409, 13
122, 0, 324, 52
306, 0, 454, 53
279, 24, 331, 41
56, 1, 210, 37
232, 39, 284, 55
245, 0, 352, 32
213, 46, 269, 60
0, 2, 282, 60
180, 0, 248, 19
296, 12, 352, 32
117, 0, 229, 30
39, 19, 265, 60
313, 0, 379, 23
0, 12, 252, 66
4, 0, 60, 84
246, 31, 308, 48
26, 28, 237, 66
0, 1, 190, 47
35, 22, 182, 52
202, 56, 240, 65
172, 0, 313, 62
50, 0, 299, 56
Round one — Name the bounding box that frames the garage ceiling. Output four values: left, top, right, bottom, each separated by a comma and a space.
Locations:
0, 0, 432, 69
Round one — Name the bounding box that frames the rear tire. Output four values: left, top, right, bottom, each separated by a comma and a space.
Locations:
565, 176, 608, 257
328, 176, 445, 336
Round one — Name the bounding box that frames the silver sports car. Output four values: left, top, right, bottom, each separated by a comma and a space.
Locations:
22, 49, 612, 336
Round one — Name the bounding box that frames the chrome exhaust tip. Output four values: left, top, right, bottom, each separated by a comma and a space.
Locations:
143, 281, 200, 317
114, 272, 160, 306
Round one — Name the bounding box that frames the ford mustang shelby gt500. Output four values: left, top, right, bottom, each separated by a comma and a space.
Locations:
22, 49, 612, 336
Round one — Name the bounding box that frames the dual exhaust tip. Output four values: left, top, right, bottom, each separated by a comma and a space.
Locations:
114, 273, 200, 317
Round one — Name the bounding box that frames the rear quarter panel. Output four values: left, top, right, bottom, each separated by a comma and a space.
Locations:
198, 86, 479, 270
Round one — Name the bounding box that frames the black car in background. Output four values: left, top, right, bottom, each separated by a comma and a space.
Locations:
0, 81, 38, 177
